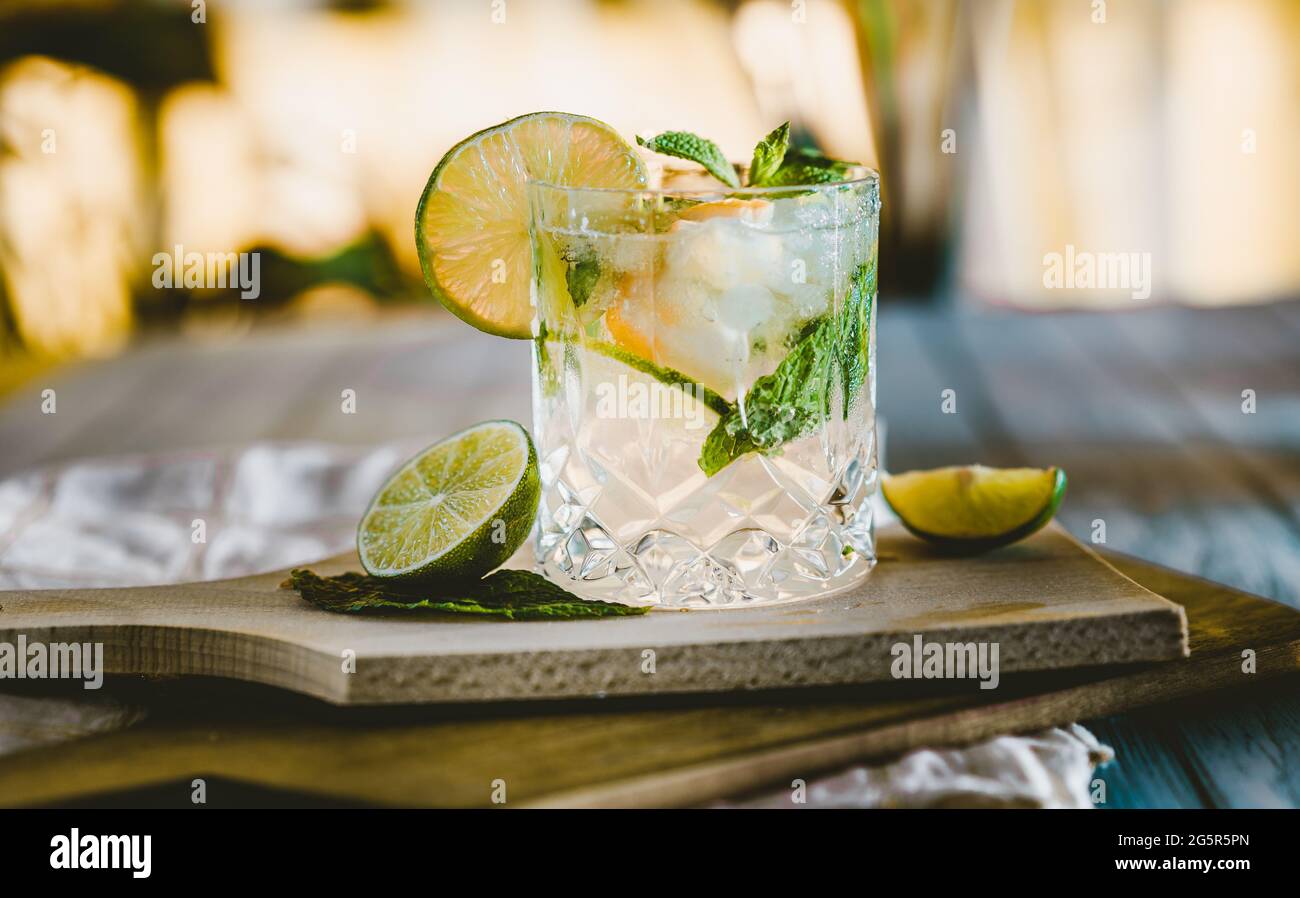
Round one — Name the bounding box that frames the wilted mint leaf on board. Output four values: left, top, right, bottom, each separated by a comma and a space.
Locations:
284, 568, 648, 620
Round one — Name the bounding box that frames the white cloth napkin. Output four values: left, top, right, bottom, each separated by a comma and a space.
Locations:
718, 724, 1113, 809
0, 441, 424, 589
0, 442, 1113, 807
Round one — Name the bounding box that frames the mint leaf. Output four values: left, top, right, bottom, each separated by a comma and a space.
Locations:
637, 131, 740, 189
765, 147, 856, 187
699, 317, 832, 476
284, 568, 648, 620
837, 261, 875, 409
748, 121, 791, 187
698, 262, 875, 476
697, 421, 760, 479
534, 320, 561, 398
564, 254, 600, 308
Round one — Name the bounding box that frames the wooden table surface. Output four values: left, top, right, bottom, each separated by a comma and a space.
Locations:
1, 298, 1297, 807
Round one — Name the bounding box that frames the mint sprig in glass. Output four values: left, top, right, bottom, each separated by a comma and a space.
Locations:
528, 122, 880, 608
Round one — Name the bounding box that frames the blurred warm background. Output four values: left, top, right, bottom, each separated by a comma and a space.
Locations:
1, 0, 1298, 812
2, 0, 1298, 367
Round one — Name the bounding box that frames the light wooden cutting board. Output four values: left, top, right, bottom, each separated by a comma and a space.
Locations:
0, 522, 1186, 705
0, 551, 1294, 808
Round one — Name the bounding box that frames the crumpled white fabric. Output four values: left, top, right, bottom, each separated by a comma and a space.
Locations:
0, 440, 424, 590
718, 724, 1114, 809
0, 443, 1115, 806
0, 692, 146, 757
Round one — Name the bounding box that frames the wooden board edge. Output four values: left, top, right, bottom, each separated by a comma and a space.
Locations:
0, 623, 350, 705
0, 608, 1189, 708
344, 603, 1188, 703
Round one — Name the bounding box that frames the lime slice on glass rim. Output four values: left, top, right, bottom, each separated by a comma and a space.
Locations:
881, 465, 1067, 551
357, 421, 541, 582
415, 112, 647, 338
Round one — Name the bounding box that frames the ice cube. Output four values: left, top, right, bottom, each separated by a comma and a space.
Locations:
664, 218, 784, 292
717, 284, 776, 334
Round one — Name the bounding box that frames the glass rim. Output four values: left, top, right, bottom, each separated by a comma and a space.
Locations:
527, 163, 879, 197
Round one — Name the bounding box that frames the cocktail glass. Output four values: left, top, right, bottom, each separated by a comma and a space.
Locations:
527, 166, 880, 607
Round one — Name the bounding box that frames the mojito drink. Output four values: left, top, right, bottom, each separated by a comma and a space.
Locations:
529, 169, 880, 607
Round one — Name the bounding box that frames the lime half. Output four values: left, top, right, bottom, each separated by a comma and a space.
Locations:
416, 112, 646, 338
882, 465, 1067, 550
358, 421, 540, 581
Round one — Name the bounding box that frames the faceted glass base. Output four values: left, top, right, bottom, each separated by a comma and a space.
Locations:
534, 439, 878, 608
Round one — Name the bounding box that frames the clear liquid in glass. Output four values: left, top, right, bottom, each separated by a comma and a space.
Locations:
529, 172, 880, 608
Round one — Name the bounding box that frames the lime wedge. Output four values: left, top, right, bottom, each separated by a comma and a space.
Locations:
882, 465, 1067, 550
357, 421, 540, 581
415, 112, 646, 338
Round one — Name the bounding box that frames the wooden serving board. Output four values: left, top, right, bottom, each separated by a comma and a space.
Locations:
0, 524, 1186, 705
0, 552, 1293, 809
